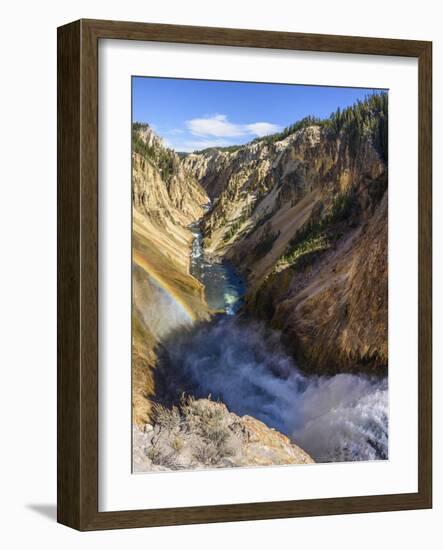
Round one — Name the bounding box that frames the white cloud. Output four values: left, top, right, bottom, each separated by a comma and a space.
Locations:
186, 114, 280, 139
186, 114, 245, 137
246, 122, 281, 137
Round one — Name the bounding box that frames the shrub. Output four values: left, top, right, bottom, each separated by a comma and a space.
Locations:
170, 436, 184, 453
146, 444, 177, 468
150, 402, 182, 432
143, 396, 243, 469
192, 441, 220, 465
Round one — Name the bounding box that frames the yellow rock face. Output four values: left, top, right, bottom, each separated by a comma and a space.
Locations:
131, 126, 210, 425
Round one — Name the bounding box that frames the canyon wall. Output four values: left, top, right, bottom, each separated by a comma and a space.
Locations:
184, 95, 388, 373
132, 124, 209, 424
131, 123, 316, 465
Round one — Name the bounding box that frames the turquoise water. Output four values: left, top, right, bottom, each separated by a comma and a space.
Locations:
190, 226, 245, 315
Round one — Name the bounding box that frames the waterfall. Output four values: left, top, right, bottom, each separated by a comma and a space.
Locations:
160, 317, 388, 463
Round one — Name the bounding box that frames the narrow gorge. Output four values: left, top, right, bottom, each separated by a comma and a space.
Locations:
132, 93, 389, 472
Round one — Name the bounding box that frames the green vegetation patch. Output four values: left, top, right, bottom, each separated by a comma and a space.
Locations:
277, 191, 358, 271
324, 92, 388, 162
278, 234, 329, 269
193, 144, 244, 155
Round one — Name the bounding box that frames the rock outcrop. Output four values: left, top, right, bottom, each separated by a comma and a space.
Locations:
133, 397, 314, 472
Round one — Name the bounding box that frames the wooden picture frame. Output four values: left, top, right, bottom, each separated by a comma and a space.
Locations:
57, 18, 432, 530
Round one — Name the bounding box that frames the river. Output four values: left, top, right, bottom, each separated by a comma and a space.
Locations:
157, 226, 388, 463
189, 226, 245, 315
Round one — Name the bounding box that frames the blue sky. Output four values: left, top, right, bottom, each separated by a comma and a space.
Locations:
132, 77, 385, 152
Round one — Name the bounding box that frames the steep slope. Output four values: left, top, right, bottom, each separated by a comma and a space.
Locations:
184, 94, 388, 373
132, 123, 210, 424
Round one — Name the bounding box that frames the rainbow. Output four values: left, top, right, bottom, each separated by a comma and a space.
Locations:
133, 249, 197, 321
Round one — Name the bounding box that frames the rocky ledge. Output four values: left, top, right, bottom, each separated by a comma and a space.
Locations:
133, 397, 314, 472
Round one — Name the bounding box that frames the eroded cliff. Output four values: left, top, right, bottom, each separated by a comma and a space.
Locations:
132, 124, 210, 424
184, 94, 388, 373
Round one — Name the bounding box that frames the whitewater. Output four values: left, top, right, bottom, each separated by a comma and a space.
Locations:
157, 227, 388, 463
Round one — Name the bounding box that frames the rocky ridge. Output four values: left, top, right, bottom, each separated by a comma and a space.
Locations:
133, 397, 314, 472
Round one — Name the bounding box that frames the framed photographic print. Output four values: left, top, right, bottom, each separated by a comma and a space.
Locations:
57, 19, 432, 530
